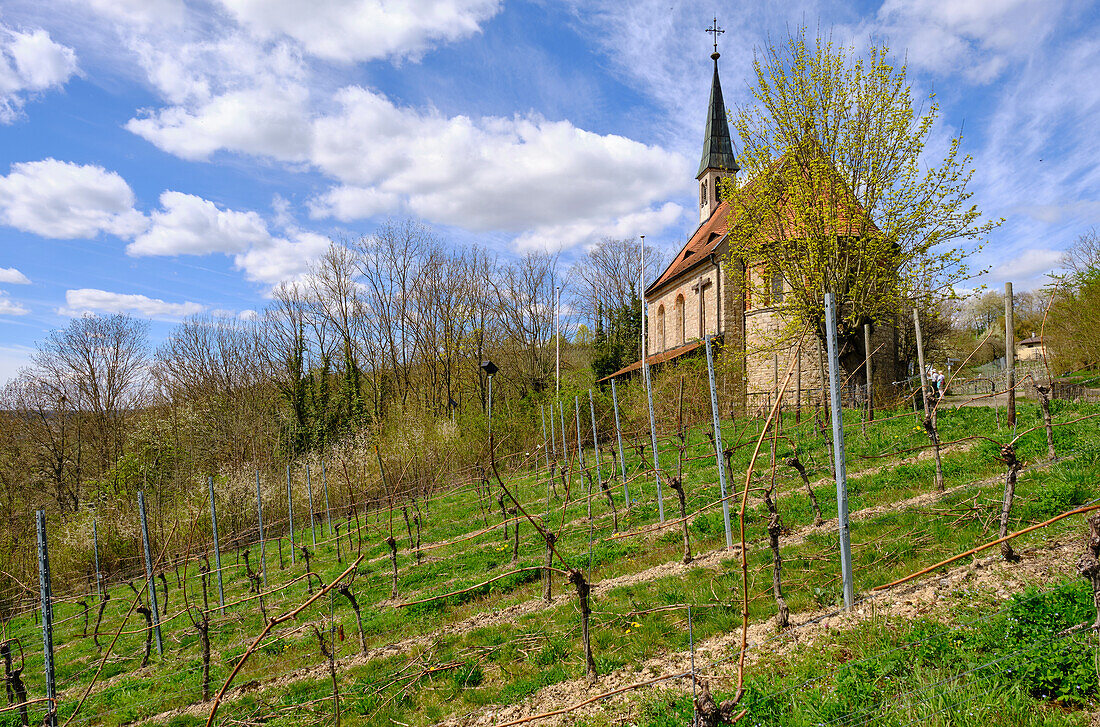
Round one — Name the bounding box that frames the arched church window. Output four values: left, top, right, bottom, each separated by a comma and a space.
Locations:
674, 294, 686, 345
714, 177, 722, 205
700, 180, 707, 208
657, 305, 666, 350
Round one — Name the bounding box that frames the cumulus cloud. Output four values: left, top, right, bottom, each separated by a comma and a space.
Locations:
0, 159, 146, 239
513, 202, 685, 252
216, 0, 501, 62
307, 87, 689, 240
233, 231, 331, 285
0, 291, 28, 316
126, 83, 312, 161
0, 267, 30, 284
123, 189, 331, 285
129, 191, 273, 256
0, 25, 78, 123
60, 288, 205, 319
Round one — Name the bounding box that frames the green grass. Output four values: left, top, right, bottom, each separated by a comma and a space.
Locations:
7, 399, 1100, 725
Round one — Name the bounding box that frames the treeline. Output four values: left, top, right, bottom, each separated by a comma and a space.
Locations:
0, 223, 667, 602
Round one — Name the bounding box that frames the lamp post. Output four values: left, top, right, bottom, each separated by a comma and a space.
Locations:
481, 360, 498, 437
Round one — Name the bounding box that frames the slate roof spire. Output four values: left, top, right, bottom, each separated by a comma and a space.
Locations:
697, 49, 739, 179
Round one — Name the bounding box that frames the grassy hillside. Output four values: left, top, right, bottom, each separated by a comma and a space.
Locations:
3, 399, 1100, 727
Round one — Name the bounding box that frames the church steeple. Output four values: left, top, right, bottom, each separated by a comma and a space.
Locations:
697, 19, 738, 223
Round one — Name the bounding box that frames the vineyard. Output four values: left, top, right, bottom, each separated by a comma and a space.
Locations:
3, 369, 1100, 727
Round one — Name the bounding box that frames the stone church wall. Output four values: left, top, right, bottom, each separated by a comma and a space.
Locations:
646, 262, 721, 355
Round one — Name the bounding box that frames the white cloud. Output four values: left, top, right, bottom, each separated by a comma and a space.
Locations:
0, 25, 78, 123
126, 82, 311, 161
216, 0, 501, 62
0, 268, 30, 284
513, 202, 685, 252
309, 185, 401, 221
991, 248, 1063, 281
60, 288, 205, 319
238, 308, 258, 321
233, 231, 331, 285
0, 159, 146, 239
306, 87, 690, 241
0, 291, 28, 316
129, 191, 273, 256
869, 0, 1065, 84
84, 0, 186, 27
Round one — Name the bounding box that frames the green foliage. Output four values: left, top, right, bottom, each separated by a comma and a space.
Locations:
1003, 583, 1097, 704
727, 27, 996, 355
592, 296, 643, 381
451, 659, 484, 689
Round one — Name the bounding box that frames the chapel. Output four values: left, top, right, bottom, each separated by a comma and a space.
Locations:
614, 42, 898, 413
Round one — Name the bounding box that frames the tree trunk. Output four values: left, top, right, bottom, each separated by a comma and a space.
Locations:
93, 590, 110, 651
598, 466, 619, 533
510, 509, 520, 564
765, 501, 789, 629
1, 641, 28, 727
922, 410, 945, 492
669, 478, 692, 564
137, 604, 152, 668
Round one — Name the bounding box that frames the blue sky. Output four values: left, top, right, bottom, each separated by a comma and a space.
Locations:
0, 0, 1097, 382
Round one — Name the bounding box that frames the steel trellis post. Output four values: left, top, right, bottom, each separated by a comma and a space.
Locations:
138, 491, 164, 654
610, 378, 629, 506
825, 293, 854, 609
36, 511, 57, 727
705, 335, 733, 550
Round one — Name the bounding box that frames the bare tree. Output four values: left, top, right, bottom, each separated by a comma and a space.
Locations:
30, 314, 148, 489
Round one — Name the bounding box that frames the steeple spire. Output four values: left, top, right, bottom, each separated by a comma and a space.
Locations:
697, 44, 738, 178
696, 20, 738, 222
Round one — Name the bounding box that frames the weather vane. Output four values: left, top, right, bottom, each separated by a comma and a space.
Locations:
706, 17, 724, 54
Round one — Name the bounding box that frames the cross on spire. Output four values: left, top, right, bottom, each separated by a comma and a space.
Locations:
706, 17, 724, 55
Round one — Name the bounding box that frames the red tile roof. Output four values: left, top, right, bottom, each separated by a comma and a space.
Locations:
646, 204, 730, 294
596, 339, 705, 382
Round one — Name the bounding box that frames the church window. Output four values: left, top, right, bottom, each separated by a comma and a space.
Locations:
771, 272, 785, 305
657, 305, 666, 351
674, 294, 686, 345
700, 180, 707, 208
714, 177, 722, 205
